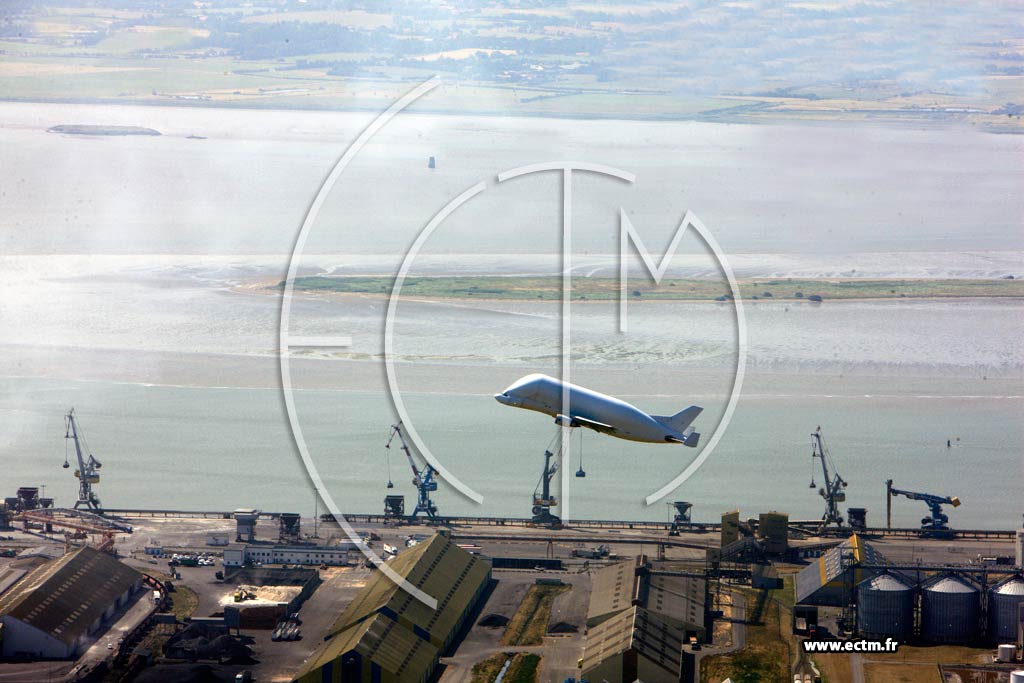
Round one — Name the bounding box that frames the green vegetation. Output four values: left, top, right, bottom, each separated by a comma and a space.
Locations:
286, 275, 1024, 303
506, 654, 541, 683
167, 584, 198, 621
470, 653, 508, 683
701, 591, 792, 683
773, 574, 797, 608
470, 653, 541, 683
0, 1, 1020, 128
47, 124, 160, 136
501, 584, 570, 646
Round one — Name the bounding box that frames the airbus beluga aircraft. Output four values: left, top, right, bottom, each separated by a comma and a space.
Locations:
494, 373, 702, 447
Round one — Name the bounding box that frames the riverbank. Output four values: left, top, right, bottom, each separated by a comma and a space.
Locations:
47, 124, 161, 136
280, 275, 1024, 302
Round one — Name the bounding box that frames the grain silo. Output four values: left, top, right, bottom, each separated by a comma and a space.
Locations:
920, 575, 980, 644
856, 573, 915, 640
988, 575, 1024, 642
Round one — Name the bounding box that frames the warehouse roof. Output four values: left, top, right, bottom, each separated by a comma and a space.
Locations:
795, 534, 888, 605
586, 561, 639, 626
294, 612, 438, 683
644, 574, 705, 631
583, 606, 683, 679
329, 532, 490, 648
587, 560, 706, 634
0, 546, 141, 646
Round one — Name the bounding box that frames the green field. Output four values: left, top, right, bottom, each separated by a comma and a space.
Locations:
471, 653, 542, 683
501, 584, 570, 646
1, 2, 1021, 129
286, 275, 1024, 302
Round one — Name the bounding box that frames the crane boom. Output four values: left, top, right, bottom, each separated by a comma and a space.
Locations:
65, 409, 102, 511
811, 427, 846, 533
385, 422, 438, 521
886, 479, 960, 532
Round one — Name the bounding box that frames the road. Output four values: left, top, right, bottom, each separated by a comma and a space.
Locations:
851, 653, 865, 683
439, 572, 589, 683
691, 592, 746, 683
0, 662, 73, 683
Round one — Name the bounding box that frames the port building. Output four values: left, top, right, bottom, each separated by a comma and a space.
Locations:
222, 543, 354, 567
582, 558, 706, 683
294, 612, 438, 683
587, 559, 707, 640
582, 606, 687, 683
292, 532, 490, 683
0, 546, 142, 659
795, 534, 889, 606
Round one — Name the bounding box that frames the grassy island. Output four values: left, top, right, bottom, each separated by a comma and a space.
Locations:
283, 275, 1024, 302
47, 124, 161, 136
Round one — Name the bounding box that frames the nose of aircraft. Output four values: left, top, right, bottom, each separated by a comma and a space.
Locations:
494, 392, 518, 406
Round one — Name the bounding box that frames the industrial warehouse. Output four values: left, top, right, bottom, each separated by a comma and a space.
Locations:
0, 546, 143, 659
292, 531, 491, 682
0, 418, 1021, 683
794, 533, 1024, 646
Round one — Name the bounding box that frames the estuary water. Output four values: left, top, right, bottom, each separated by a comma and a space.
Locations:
0, 102, 1021, 529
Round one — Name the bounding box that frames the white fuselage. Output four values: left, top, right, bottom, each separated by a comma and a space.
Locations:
494, 373, 689, 444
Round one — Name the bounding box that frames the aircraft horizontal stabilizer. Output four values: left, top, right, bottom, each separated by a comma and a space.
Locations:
666, 428, 700, 448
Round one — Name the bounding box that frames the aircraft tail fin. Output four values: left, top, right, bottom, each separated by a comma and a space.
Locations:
654, 405, 703, 433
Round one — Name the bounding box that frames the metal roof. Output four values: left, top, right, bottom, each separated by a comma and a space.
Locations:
858, 573, 911, 592
328, 532, 490, 649
586, 561, 638, 626
583, 606, 683, 680
0, 547, 141, 647
294, 612, 438, 683
645, 574, 705, 631
992, 576, 1024, 595
924, 575, 977, 594
587, 562, 705, 634
795, 534, 889, 606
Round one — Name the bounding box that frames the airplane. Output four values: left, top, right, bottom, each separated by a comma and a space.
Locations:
494, 373, 702, 447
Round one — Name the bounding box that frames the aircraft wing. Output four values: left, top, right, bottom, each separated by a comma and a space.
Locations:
568, 415, 618, 434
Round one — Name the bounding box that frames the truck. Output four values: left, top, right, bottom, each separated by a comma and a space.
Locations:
571, 545, 610, 559
234, 672, 252, 683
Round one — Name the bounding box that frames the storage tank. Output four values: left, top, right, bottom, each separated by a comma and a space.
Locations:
921, 575, 980, 643
989, 576, 1024, 641
987, 577, 1024, 643
996, 644, 1017, 663
857, 573, 915, 640
1010, 671, 1024, 683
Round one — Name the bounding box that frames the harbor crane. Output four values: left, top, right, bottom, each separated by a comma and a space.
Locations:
532, 449, 561, 526
886, 479, 960, 534
63, 409, 102, 512
809, 427, 847, 533
384, 422, 439, 521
